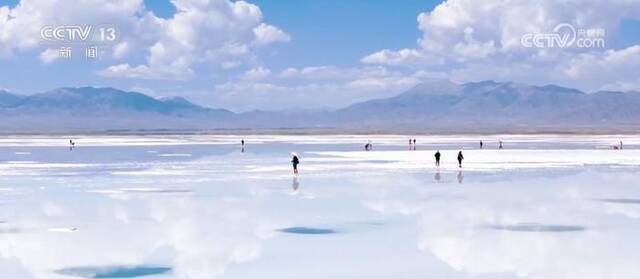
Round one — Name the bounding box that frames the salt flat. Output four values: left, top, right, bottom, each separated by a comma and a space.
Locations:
0, 134, 639, 278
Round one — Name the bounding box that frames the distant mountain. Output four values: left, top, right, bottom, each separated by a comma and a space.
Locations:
4, 87, 230, 116
326, 81, 640, 131
0, 82, 638, 133
0, 90, 23, 107
0, 87, 233, 132
160, 96, 204, 110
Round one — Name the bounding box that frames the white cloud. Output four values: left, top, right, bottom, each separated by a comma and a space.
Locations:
252, 23, 291, 46
38, 48, 59, 64
112, 42, 130, 59
0, 0, 289, 80
0, 0, 145, 55
221, 60, 242, 69
242, 67, 271, 80
206, 65, 443, 112
563, 45, 640, 91
103, 0, 289, 80
98, 63, 194, 80
275, 65, 401, 81
361, 49, 437, 66
362, 0, 640, 92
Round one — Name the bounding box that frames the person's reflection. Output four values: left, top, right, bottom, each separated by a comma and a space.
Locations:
241, 147, 245, 153
292, 176, 300, 194
457, 170, 464, 184
434, 171, 441, 182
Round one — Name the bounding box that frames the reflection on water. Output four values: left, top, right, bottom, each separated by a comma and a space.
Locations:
1, 135, 640, 278
481, 223, 586, 232
278, 227, 337, 235
457, 171, 464, 184
292, 176, 299, 192
595, 198, 640, 204
55, 265, 172, 278
0, 226, 20, 234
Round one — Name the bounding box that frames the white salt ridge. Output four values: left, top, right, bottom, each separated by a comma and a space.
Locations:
309, 149, 640, 171
0, 162, 93, 169
0, 134, 637, 147
158, 153, 192, 157
48, 227, 78, 233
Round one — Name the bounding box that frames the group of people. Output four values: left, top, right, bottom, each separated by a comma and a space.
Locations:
434, 150, 465, 168
408, 138, 417, 150
71, 137, 628, 177
291, 140, 474, 174
287, 138, 529, 174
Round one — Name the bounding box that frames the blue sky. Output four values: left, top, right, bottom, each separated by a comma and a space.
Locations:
145, 0, 438, 67
1, 0, 639, 111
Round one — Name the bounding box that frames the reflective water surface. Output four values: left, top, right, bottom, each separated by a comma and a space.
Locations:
1, 134, 639, 278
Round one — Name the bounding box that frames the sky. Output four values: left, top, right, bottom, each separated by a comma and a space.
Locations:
0, 0, 639, 112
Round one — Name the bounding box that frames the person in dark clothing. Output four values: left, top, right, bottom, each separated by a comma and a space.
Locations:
241, 139, 245, 146
457, 150, 464, 168
499, 141, 503, 149
434, 150, 441, 166
413, 139, 416, 145
291, 153, 300, 174
480, 140, 483, 149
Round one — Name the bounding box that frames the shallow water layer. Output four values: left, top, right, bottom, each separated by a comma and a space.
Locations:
0, 134, 639, 278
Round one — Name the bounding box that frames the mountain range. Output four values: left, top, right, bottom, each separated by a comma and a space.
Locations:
1, 81, 639, 133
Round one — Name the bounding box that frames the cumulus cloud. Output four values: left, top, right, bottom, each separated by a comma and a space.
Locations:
362, 0, 640, 92
362, 49, 440, 66
252, 23, 291, 46
563, 45, 640, 91
0, 0, 289, 80
241, 67, 271, 80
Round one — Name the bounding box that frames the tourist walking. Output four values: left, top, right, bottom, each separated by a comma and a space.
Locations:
291, 153, 300, 175
457, 150, 464, 168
